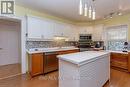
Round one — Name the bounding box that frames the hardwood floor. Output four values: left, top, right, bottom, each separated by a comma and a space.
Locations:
104, 69, 130, 87
0, 63, 21, 79
0, 69, 130, 87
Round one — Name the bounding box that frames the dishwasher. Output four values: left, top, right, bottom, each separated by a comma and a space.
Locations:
44, 52, 58, 74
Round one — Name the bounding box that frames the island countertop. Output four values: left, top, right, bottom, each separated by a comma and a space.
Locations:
57, 51, 110, 66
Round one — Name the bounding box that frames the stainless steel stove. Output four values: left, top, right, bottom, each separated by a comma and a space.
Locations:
79, 34, 94, 52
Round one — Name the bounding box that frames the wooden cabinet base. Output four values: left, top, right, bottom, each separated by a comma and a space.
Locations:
110, 52, 128, 71
111, 66, 129, 73
28, 53, 44, 77
128, 52, 130, 72
57, 49, 79, 55
28, 49, 79, 77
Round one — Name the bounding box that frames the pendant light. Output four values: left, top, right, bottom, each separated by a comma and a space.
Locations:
89, 6, 92, 18
84, 3, 88, 16
79, 0, 96, 20
92, 9, 96, 20
79, 0, 83, 15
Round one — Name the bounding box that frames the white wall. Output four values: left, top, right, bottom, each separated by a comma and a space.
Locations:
0, 20, 21, 66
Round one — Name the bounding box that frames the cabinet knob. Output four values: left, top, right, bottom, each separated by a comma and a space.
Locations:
0, 48, 3, 50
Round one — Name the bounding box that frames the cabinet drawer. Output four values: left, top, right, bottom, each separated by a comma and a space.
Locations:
58, 49, 79, 55
111, 53, 128, 62
111, 61, 128, 69
110, 52, 128, 70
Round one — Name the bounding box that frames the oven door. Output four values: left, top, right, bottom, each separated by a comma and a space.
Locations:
44, 52, 58, 74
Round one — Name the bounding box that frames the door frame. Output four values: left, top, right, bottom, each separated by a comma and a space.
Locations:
0, 15, 27, 74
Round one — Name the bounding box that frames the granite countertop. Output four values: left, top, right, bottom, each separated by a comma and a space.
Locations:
57, 51, 110, 66
27, 46, 79, 54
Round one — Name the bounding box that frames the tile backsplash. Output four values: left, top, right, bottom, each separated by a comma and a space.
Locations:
26, 41, 77, 49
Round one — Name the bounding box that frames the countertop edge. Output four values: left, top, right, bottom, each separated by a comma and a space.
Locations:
27, 48, 79, 54
58, 52, 110, 66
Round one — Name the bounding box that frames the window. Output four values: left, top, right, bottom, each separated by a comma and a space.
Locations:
105, 25, 128, 51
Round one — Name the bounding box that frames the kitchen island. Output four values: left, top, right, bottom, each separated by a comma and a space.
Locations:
58, 51, 110, 87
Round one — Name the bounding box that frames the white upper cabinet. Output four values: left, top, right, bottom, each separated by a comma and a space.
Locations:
27, 16, 54, 39
27, 16, 104, 41
92, 24, 104, 41
26, 16, 78, 41
78, 26, 93, 34
68, 25, 79, 41
53, 22, 66, 37
42, 20, 54, 39
53, 22, 79, 41
78, 25, 104, 41
27, 16, 44, 38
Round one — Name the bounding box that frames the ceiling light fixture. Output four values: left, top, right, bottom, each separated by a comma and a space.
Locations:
104, 12, 122, 20
79, 0, 96, 20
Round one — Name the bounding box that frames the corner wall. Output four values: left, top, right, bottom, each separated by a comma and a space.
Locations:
92, 14, 130, 41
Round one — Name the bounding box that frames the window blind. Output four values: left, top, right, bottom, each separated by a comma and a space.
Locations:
105, 25, 128, 51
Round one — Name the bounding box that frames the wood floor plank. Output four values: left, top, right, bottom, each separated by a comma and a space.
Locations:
0, 63, 21, 79
0, 69, 130, 87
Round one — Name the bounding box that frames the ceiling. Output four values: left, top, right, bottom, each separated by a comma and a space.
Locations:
16, 0, 130, 22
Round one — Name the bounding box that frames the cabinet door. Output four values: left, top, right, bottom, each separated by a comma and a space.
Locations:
87, 27, 93, 34
57, 49, 79, 55
27, 16, 54, 39
53, 22, 64, 36
79, 26, 93, 34
31, 53, 43, 76
27, 16, 43, 38
111, 53, 128, 70
79, 27, 87, 34
93, 24, 103, 41
66, 25, 79, 41
42, 20, 54, 39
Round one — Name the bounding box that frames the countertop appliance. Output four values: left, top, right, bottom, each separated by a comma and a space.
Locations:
95, 42, 101, 48
44, 52, 58, 74
123, 42, 128, 52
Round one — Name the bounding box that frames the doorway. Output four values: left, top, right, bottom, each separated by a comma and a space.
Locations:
0, 19, 21, 79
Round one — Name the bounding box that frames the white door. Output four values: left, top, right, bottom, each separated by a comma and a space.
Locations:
0, 23, 21, 66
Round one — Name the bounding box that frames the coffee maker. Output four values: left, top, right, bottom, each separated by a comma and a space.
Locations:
123, 42, 128, 52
